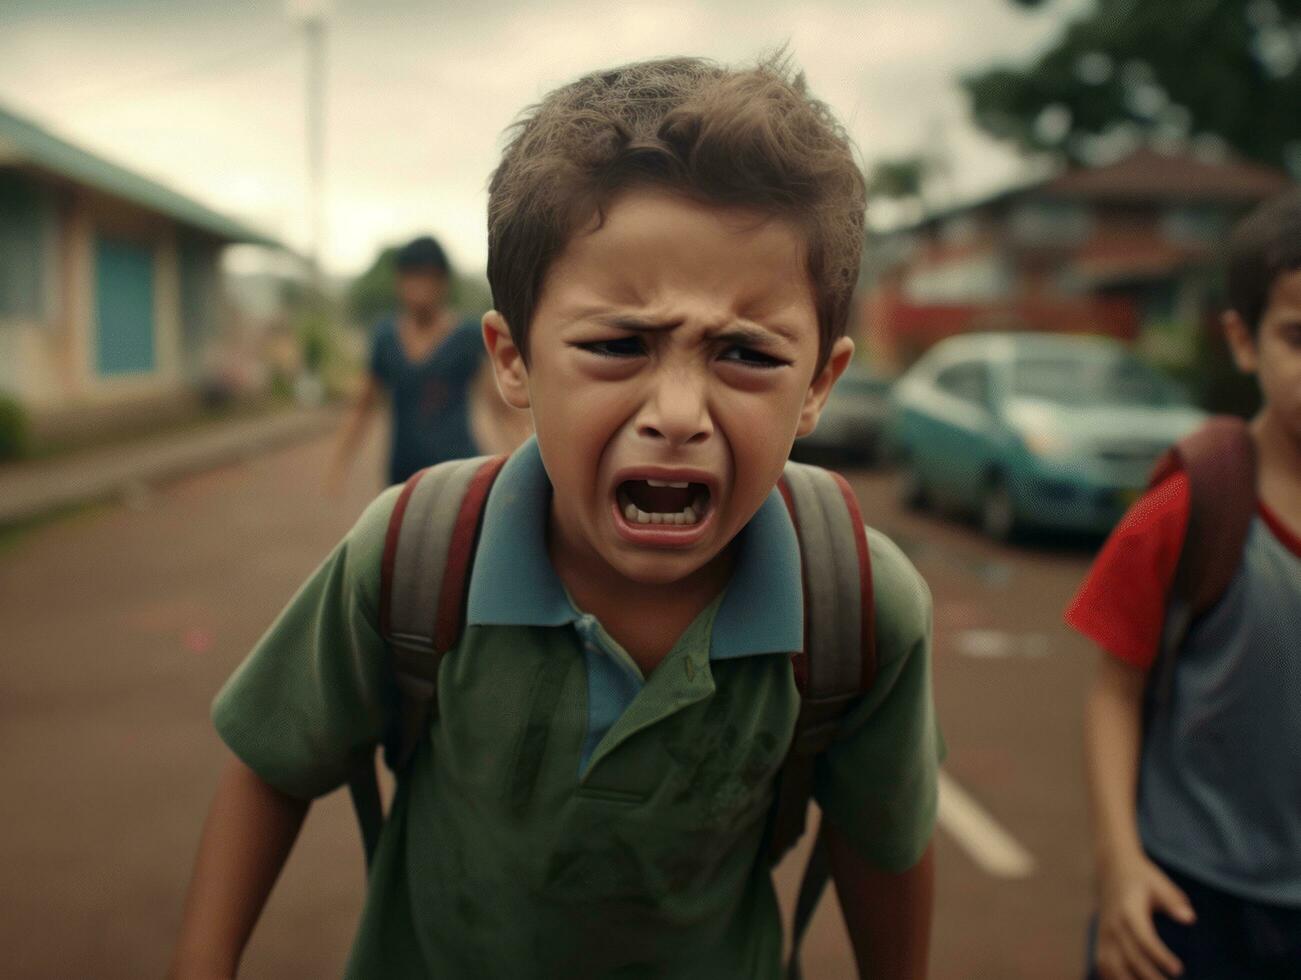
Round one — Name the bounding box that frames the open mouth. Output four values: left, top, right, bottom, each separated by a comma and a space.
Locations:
616, 478, 712, 527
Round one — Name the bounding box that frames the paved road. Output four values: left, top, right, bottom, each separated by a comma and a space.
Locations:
0, 433, 1101, 979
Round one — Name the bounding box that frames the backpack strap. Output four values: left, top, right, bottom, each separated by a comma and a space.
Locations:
1147, 416, 1256, 712
774, 461, 877, 980
348, 454, 506, 869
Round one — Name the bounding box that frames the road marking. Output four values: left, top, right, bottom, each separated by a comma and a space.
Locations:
937, 770, 1036, 879
954, 628, 1053, 659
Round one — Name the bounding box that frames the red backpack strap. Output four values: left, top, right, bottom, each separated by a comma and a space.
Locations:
1147, 416, 1256, 710
352, 454, 506, 869
776, 463, 876, 710
433, 455, 509, 653
379, 454, 507, 767
773, 462, 877, 980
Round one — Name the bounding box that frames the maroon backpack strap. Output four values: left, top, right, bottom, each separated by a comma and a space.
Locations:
773, 462, 877, 980
351, 454, 505, 870
433, 455, 509, 653
1162, 416, 1257, 616
379, 467, 429, 642
1148, 417, 1256, 709
830, 469, 877, 688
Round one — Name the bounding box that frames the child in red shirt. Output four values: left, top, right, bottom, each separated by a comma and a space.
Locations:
1069, 189, 1301, 980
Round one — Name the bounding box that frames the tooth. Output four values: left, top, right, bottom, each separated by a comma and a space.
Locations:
651, 512, 663, 524
683, 505, 696, 524
646, 478, 690, 489
624, 503, 638, 522
646, 479, 668, 488
636, 509, 651, 524
672, 513, 685, 525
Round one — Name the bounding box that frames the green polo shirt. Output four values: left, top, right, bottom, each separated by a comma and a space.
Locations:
214, 440, 942, 979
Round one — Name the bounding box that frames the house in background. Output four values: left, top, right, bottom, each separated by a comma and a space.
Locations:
0, 102, 282, 437
862, 149, 1293, 370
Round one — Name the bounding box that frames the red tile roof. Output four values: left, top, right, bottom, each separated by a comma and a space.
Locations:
1044, 148, 1292, 202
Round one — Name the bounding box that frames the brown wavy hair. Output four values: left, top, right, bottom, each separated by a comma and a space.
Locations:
1227, 188, 1301, 335
486, 54, 866, 371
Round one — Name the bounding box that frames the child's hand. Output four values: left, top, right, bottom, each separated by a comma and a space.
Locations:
1094, 854, 1196, 980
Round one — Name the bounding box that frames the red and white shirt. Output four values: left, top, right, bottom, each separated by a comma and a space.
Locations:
1066, 470, 1301, 669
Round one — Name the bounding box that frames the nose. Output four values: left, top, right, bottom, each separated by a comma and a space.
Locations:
635, 366, 713, 448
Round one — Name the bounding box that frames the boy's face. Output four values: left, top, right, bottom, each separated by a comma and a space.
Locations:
1225, 267, 1301, 443
485, 189, 852, 586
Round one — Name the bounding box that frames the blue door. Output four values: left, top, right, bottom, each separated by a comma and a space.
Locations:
95, 236, 156, 377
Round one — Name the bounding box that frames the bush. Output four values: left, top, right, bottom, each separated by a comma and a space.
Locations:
0, 395, 30, 462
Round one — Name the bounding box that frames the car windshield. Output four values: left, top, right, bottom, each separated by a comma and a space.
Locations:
1012, 354, 1180, 407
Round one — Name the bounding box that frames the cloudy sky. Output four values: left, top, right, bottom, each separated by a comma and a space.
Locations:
0, 0, 1088, 276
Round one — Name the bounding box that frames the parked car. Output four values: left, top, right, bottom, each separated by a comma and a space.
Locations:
889, 333, 1205, 539
792, 365, 893, 466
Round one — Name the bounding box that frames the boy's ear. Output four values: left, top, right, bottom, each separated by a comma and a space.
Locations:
482, 311, 531, 410
1222, 310, 1259, 374
796, 336, 855, 438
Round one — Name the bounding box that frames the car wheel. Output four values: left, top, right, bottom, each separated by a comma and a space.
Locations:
898, 459, 928, 510
980, 474, 1019, 542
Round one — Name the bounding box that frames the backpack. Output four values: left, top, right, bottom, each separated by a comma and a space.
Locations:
1145, 415, 1257, 711
347, 453, 877, 980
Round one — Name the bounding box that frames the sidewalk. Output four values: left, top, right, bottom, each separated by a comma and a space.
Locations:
0, 405, 339, 527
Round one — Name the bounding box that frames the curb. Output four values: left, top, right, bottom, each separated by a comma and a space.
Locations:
0, 407, 339, 528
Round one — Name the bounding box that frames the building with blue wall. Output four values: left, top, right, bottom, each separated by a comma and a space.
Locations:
0, 102, 280, 426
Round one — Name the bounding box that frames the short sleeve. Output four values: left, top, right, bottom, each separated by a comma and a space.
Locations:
212, 487, 402, 799
814, 529, 944, 872
1065, 472, 1189, 670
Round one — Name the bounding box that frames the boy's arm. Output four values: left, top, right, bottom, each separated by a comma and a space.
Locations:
327, 376, 379, 497
169, 755, 309, 979
829, 824, 933, 979
1085, 651, 1194, 980
177, 488, 401, 976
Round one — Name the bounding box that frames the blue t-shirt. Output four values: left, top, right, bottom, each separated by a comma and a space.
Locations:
369, 316, 483, 484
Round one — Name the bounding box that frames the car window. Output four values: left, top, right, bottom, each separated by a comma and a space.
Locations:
934, 361, 992, 408
1012, 355, 1180, 407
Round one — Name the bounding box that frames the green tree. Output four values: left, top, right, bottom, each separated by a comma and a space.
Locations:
964, 0, 1301, 172
347, 246, 494, 327
866, 156, 932, 205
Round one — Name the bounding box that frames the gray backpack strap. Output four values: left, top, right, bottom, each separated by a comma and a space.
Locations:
349, 454, 505, 870
774, 461, 877, 980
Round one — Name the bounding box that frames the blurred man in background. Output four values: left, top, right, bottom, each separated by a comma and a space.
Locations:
328, 234, 527, 492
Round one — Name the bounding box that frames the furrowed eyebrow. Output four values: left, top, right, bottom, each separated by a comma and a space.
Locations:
713, 325, 792, 350
591, 313, 798, 349
591, 314, 677, 332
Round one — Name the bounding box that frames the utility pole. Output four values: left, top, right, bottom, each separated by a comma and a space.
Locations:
303, 9, 327, 291
288, 0, 329, 405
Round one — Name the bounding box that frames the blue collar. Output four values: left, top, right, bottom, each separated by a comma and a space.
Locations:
465, 438, 804, 659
